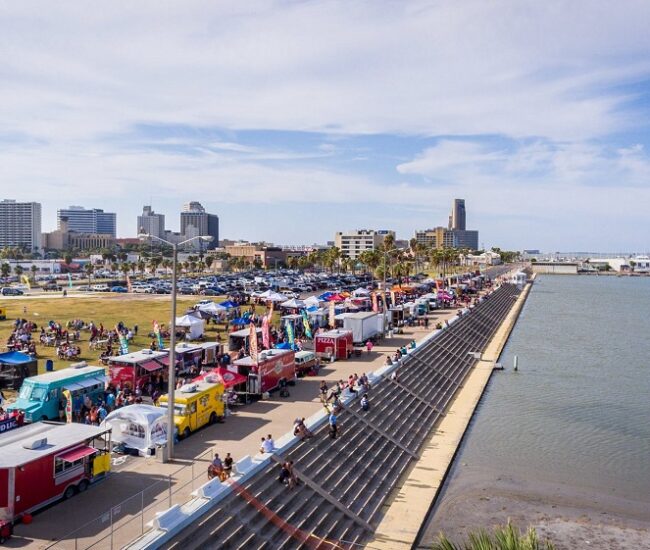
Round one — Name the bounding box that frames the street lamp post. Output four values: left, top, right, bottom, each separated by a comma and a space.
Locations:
138, 231, 213, 459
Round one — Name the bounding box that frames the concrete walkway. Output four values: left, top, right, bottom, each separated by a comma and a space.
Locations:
370, 279, 533, 550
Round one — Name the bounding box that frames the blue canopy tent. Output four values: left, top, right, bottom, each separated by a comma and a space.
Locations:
0, 351, 38, 390
219, 300, 238, 309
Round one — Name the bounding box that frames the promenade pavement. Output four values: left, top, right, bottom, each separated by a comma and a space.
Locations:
8, 308, 461, 550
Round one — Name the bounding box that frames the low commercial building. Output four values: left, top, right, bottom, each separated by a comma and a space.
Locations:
42, 218, 115, 251
224, 242, 287, 268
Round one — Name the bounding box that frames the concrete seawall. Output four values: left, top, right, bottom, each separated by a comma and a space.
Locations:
370, 277, 535, 550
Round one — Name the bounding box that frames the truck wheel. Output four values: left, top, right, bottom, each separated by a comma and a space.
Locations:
78, 480, 89, 492
42, 415, 49, 421
0, 522, 12, 543
209, 412, 217, 425
63, 485, 76, 500
183, 428, 191, 439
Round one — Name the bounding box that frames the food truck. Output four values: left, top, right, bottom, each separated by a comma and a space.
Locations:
158, 381, 224, 439
107, 349, 168, 391
163, 342, 221, 373
7, 365, 107, 423
0, 422, 111, 542
233, 349, 296, 395
228, 327, 263, 353
314, 329, 354, 361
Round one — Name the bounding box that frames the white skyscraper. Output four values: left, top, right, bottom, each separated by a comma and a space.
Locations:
0, 199, 42, 252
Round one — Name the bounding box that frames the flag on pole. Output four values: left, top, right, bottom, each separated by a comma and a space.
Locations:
372, 292, 378, 312
262, 315, 270, 349
286, 319, 295, 347
126, 274, 133, 293
390, 290, 397, 308
249, 322, 258, 364
21, 275, 31, 290
115, 324, 129, 355
329, 300, 336, 328
68, 273, 73, 288
153, 320, 164, 350
301, 310, 312, 339
62, 389, 72, 423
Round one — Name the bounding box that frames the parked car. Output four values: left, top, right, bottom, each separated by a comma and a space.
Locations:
0, 287, 23, 296
42, 282, 62, 291
111, 286, 128, 293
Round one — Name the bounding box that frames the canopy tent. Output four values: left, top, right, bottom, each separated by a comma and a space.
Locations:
174, 314, 205, 340
303, 296, 322, 307
352, 287, 370, 296
198, 302, 227, 316
326, 294, 345, 302
280, 298, 306, 309
318, 292, 333, 300
219, 300, 238, 309
101, 404, 167, 456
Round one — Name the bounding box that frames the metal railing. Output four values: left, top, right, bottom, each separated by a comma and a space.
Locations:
45, 449, 214, 550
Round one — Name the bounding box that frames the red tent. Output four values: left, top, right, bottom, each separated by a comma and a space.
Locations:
326, 294, 345, 302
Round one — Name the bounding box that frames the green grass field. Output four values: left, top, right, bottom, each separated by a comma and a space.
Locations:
0, 294, 272, 375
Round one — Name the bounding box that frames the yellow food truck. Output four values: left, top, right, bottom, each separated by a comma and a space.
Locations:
158, 381, 224, 439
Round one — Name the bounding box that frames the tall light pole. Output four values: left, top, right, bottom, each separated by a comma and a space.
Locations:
138, 231, 213, 459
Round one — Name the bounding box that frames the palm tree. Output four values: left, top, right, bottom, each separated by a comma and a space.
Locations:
432, 521, 556, 550
137, 259, 146, 278
84, 262, 94, 288
1, 262, 10, 282
30, 264, 38, 283
14, 264, 24, 278
205, 256, 214, 272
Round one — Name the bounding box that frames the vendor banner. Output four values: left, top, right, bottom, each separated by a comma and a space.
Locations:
21, 275, 31, 289
68, 273, 73, 288
62, 389, 72, 423
268, 299, 274, 317
329, 301, 336, 328
390, 290, 397, 308
301, 310, 313, 339
372, 292, 378, 312
0, 416, 20, 434
153, 320, 164, 350
262, 314, 270, 349
126, 274, 133, 293
249, 322, 258, 364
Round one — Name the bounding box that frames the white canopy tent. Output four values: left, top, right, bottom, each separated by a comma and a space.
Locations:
175, 314, 205, 340
280, 298, 306, 309
303, 295, 323, 307
198, 302, 227, 316
352, 287, 370, 296
101, 404, 167, 456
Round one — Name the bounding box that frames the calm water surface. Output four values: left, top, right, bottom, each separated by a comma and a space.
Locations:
451, 274, 650, 501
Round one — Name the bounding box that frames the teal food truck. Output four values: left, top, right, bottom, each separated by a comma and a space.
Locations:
7, 364, 107, 422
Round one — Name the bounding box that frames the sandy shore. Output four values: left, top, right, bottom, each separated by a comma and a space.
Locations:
421, 466, 650, 549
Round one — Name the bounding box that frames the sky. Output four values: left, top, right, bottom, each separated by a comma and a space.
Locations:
1, 0, 650, 252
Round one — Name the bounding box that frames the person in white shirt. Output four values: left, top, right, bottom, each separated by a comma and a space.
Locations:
260, 435, 275, 453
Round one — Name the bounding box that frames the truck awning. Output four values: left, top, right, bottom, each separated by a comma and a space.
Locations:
140, 360, 164, 372
58, 446, 97, 462
63, 376, 107, 392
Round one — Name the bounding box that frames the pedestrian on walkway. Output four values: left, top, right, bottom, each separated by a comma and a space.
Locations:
329, 411, 338, 439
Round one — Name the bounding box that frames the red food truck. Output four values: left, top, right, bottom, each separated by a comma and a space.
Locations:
107, 349, 168, 391
233, 349, 296, 395
314, 329, 354, 361
0, 422, 111, 542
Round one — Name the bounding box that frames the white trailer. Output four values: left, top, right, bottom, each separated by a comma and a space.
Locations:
343, 312, 380, 344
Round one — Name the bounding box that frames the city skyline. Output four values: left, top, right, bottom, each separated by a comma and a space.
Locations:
1, 2, 649, 251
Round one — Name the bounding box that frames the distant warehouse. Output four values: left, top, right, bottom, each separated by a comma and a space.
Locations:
531, 262, 578, 275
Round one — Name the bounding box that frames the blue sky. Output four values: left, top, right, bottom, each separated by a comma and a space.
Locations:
1, 0, 650, 251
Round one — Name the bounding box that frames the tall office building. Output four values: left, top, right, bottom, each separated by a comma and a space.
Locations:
57, 206, 116, 237
180, 201, 218, 249
0, 199, 42, 252
448, 198, 466, 231
137, 205, 165, 239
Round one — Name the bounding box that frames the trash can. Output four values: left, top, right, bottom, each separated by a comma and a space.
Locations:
156, 444, 169, 464
45, 359, 54, 372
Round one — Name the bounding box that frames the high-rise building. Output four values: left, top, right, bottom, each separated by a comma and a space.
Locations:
0, 200, 42, 252
448, 198, 466, 231
57, 206, 116, 237
180, 201, 218, 249
334, 229, 396, 260
137, 205, 165, 239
